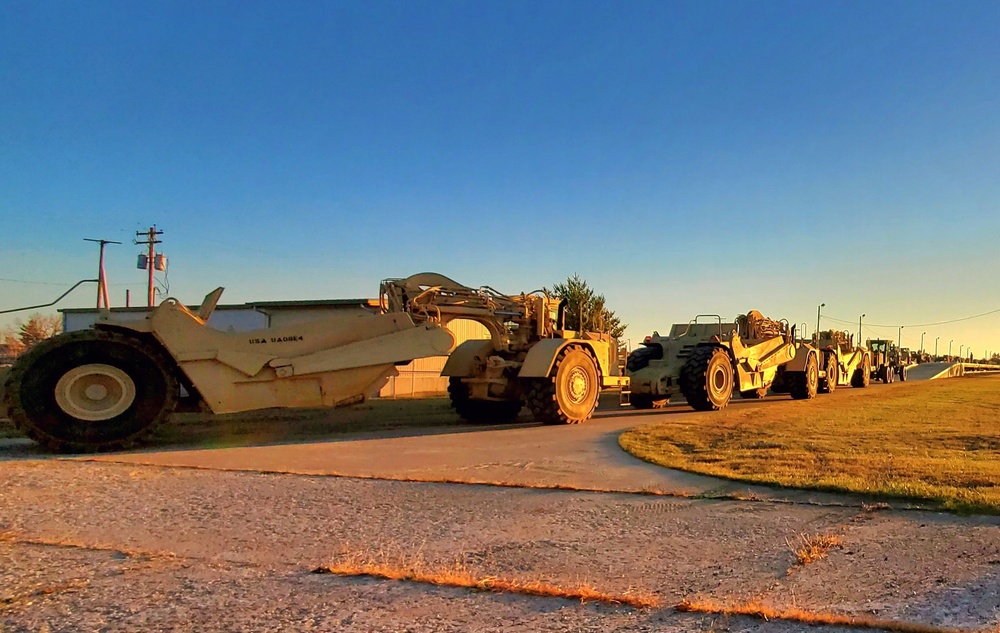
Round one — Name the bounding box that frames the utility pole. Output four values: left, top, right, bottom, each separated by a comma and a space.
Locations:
83, 238, 121, 309
816, 303, 824, 343
134, 226, 163, 307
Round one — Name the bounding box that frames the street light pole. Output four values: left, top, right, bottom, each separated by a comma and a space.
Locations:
858, 314, 865, 344
949, 339, 954, 359
920, 331, 926, 353
898, 325, 903, 350
960, 345, 964, 359
816, 303, 824, 343
935, 336, 939, 357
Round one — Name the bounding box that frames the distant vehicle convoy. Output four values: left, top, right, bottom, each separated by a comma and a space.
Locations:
3, 271, 915, 453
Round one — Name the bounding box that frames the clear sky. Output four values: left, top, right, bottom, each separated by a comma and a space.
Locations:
2, 0, 999, 357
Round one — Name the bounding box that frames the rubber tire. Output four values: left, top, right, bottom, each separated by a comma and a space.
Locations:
447, 377, 522, 424
884, 366, 894, 384
739, 388, 767, 399
627, 346, 667, 409
525, 346, 600, 425
3, 329, 178, 453
899, 366, 907, 382
770, 368, 790, 393
851, 355, 871, 388
680, 346, 733, 411
789, 353, 819, 400
626, 345, 662, 373
819, 353, 838, 394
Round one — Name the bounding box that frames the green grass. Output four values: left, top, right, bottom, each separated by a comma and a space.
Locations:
619, 375, 1000, 514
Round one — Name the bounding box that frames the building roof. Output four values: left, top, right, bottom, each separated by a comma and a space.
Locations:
60, 298, 380, 314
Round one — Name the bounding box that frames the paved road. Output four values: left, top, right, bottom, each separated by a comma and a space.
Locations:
3, 380, 999, 632
905, 362, 956, 381
79, 391, 910, 508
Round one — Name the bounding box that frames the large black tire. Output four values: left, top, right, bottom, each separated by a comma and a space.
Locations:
626, 346, 668, 409
789, 353, 819, 400
626, 345, 662, 373
447, 377, 522, 424
525, 346, 600, 425
739, 387, 767, 399
3, 329, 179, 453
899, 365, 907, 382
819, 353, 838, 394
770, 367, 790, 393
851, 355, 871, 388
679, 346, 733, 411
884, 365, 894, 383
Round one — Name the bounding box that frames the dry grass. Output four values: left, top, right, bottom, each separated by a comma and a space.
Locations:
676, 598, 974, 633
313, 550, 660, 609
0, 529, 175, 560
1, 580, 90, 611
620, 375, 1000, 514
790, 532, 843, 566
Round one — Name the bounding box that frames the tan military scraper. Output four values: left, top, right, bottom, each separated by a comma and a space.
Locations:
3, 286, 455, 452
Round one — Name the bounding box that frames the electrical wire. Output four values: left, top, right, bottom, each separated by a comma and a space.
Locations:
0, 277, 132, 287
824, 307, 1000, 329
0, 277, 74, 286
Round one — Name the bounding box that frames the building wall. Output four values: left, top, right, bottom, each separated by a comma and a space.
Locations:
263, 305, 375, 328
379, 318, 490, 398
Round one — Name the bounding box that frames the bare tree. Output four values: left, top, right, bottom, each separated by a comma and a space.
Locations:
1, 326, 26, 360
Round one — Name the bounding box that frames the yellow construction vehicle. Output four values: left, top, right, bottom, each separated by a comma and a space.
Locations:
628, 310, 803, 411
380, 273, 627, 424
4, 271, 628, 452
813, 329, 872, 391
3, 286, 456, 452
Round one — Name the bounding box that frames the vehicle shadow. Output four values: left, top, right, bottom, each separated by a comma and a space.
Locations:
0, 392, 810, 461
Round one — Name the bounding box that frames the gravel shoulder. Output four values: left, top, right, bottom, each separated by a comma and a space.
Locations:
2, 456, 999, 631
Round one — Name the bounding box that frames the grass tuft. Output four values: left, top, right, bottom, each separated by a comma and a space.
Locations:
790, 533, 843, 566
313, 551, 660, 609
676, 598, 972, 633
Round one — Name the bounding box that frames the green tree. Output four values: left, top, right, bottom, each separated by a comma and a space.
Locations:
18, 313, 62, 350
548, 274, 626, 339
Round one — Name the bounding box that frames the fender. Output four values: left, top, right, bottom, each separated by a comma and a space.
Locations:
784, 345, 818, 372
519, 339, 599, 378
441, 339, 495, 377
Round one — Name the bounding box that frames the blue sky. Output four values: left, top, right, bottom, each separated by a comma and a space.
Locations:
2, 0, 999, 356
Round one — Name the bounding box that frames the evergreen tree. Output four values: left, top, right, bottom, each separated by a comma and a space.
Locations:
548, 274, 626, 339
18, 313, 62, 350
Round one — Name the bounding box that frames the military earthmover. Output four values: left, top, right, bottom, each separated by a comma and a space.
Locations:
627, 310, 811, 411
3, 286, 458, 452
867, 339, 908, 383
812, 329, 872, 390
380, 273, 627, 425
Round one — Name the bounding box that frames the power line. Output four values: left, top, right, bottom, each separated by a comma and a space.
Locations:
0, 277, 133, 287
824, 307, 1000, 329
0, 277, 71, 286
